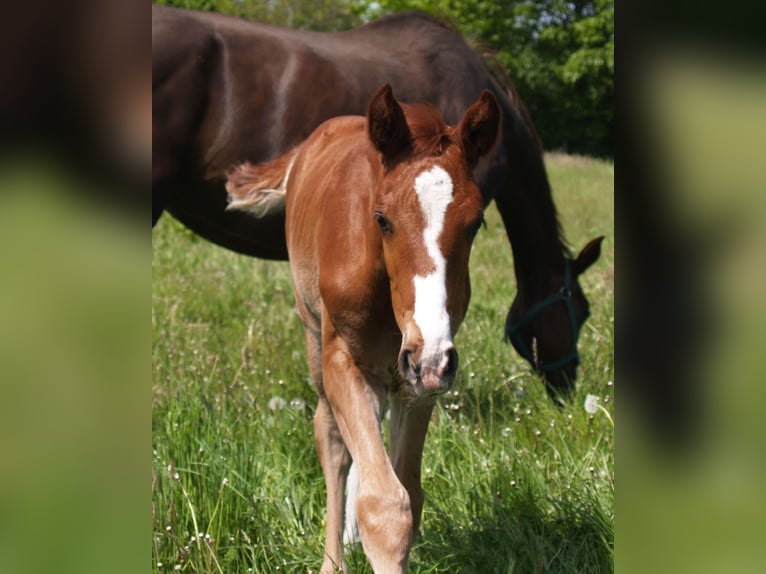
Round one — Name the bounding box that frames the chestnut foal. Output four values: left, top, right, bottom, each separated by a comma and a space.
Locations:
227, 84, 500, 572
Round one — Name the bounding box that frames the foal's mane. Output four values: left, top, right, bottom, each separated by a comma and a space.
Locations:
400, 103, 453, 158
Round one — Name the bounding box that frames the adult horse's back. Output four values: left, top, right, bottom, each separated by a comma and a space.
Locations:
153, 5, 498, 257
152, 4, 603, 395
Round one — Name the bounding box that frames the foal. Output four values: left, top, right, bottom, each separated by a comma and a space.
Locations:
227, 84, 500, 573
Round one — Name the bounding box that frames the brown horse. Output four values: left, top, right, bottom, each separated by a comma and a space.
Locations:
227, 85, 500, 572
152, 4, 603, 397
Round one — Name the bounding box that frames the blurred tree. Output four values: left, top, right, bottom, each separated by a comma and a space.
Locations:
154, 0, 359, 30
355, 0, 614, 156
154, 0, 613, 156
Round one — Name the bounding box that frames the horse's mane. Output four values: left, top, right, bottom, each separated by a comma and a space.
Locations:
474, 45, 545, 154
467, 45, 570, 261
472, 46, 568, 261
361, 10, 460, 34
365, 13, 544, 155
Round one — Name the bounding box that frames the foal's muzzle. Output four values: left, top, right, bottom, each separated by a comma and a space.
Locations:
398, 345, 458, 395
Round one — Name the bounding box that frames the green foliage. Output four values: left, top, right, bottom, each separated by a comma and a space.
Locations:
155, 0, 236, 14
156, 0, 612, 155
152, 153, 614, 572
156, 0, 360, 30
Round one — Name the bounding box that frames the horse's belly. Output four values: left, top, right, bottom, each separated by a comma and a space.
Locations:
166, 185, 289, 260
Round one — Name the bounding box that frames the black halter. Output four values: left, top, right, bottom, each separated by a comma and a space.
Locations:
508, 259, 581, 373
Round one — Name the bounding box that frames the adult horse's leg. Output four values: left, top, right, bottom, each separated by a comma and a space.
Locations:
152, 183, 168, 226
388, 393, 436, 539
322, 342, 411, 573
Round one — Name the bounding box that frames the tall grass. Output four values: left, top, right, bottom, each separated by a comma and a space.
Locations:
152, 153, 614, 573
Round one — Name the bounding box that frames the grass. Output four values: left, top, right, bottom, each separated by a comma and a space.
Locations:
152, 152, 614, 573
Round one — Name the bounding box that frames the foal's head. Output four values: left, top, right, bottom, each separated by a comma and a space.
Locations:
367, 84, 500, 396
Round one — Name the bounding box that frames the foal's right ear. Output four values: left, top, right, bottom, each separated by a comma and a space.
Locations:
368, 84, 412, 167
457, 90, 501, 169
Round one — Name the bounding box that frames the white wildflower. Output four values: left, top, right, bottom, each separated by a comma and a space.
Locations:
584, 394, 600, 414
289, 398, 306, 411
269, 396, 286, 411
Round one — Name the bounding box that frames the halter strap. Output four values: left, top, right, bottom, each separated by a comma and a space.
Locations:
508, 260, 581, 373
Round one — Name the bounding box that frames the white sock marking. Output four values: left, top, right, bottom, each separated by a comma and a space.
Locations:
343, 462, 361, 545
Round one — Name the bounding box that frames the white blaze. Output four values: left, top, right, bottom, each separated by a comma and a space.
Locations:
413, 166, 454, 360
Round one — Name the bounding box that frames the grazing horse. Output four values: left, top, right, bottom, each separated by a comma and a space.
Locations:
152, 4, 603, 397
227, 85, 500, 572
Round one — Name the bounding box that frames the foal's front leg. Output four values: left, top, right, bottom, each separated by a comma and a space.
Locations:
323, 343, 413, 573
388, 392, 437, 540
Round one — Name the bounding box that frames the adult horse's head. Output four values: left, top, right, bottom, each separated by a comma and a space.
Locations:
367, 84, 501, 397
506, 236, 604, 400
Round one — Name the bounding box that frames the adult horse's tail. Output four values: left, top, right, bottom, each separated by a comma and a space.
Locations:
225, 147, 300, 217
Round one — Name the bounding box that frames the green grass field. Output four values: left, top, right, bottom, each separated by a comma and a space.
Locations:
152, 152, 614, 573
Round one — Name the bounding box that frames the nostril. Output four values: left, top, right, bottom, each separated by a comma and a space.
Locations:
398, 349, 420, 379
408, 350, 420, 375
444, 347, 458, 376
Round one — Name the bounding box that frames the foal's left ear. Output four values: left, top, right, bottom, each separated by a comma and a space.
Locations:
458, 90, 501, 169
368, 83, 412, 167
574, 236, 605, 275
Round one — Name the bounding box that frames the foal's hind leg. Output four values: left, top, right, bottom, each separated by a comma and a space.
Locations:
306, 332, 352, 573
343, 460, 360, 545
315, 396, 352, 573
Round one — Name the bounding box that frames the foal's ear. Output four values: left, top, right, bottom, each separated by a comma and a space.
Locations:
458, 90, 501, 169
368, 84, 412, 166
574, 236, 605, 275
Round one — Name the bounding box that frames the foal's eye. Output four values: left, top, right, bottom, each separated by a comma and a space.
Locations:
374, 211, 392, 234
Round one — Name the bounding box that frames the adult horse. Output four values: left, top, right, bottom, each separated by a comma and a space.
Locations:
227, 83, 500, 574
152, 4, 603, 397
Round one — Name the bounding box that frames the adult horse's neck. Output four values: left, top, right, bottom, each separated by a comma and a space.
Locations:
494, 116, 568, 294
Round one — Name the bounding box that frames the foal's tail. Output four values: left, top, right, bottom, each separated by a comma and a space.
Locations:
225, 147, 299, 217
